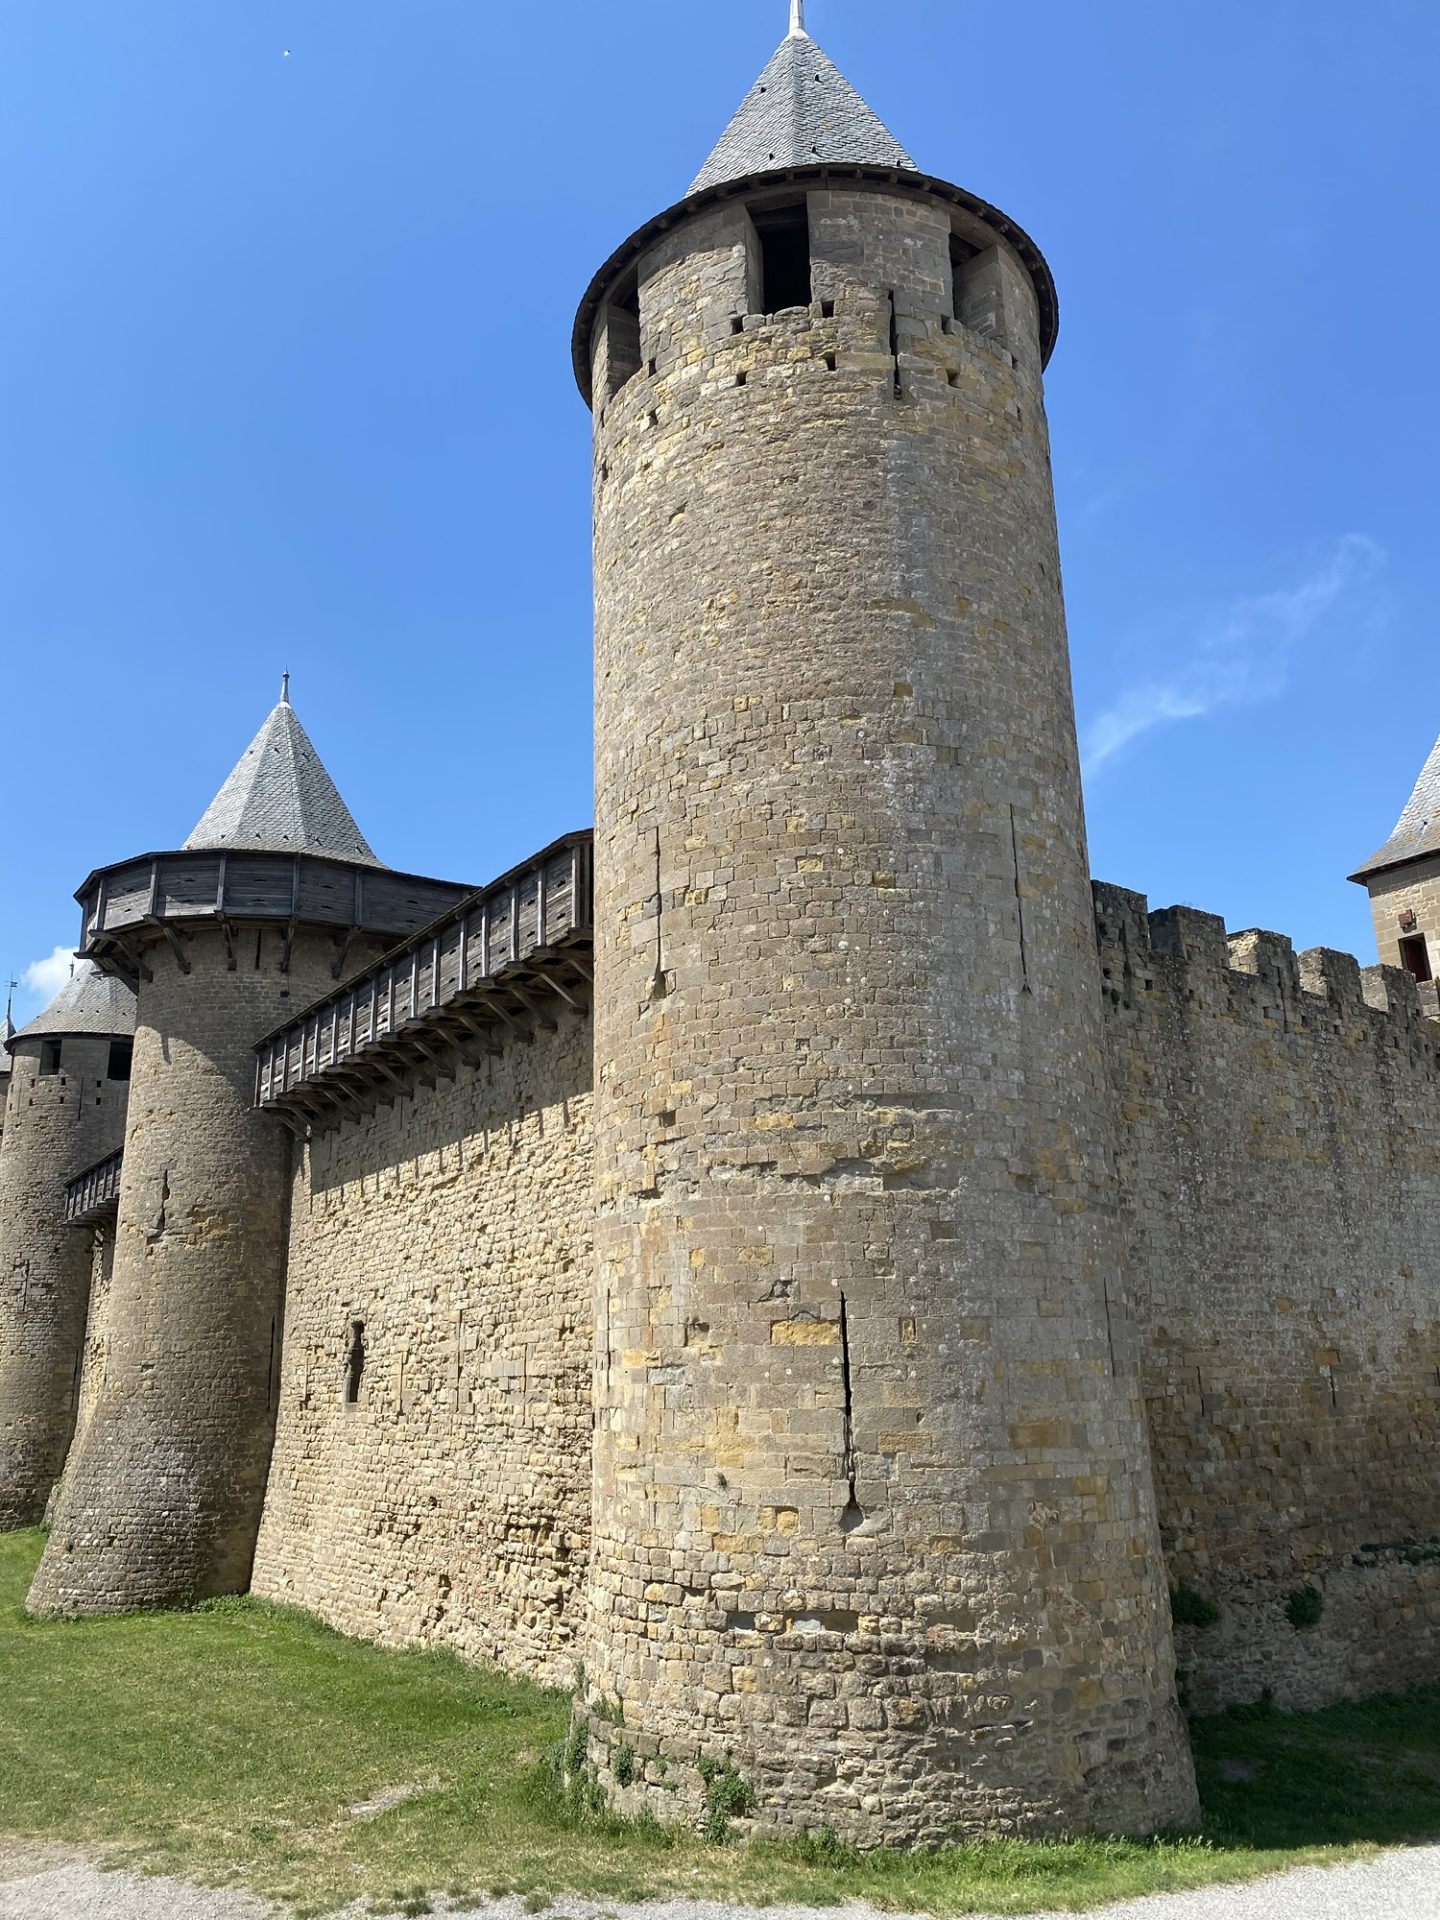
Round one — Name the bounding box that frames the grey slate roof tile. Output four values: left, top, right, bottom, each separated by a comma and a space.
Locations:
11, 961, 136, 1046
689, 28, 916, 195
1353, 731, 1440, 879
185, 696, 384, 869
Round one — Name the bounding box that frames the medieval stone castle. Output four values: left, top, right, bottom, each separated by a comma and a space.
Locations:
4, 9, 1439, 1847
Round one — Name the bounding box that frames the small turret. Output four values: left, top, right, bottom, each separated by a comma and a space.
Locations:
30, 686, 472, 1613
1351, 728, 1440, 1009
0, 962, 135, 1526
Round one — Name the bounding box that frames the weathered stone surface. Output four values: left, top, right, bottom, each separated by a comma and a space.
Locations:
29, 929, 385, 1614
1096, 885, 1440, 1714
250, 1013, 591, 1685
0, 1035, 129, 1527
581, 180, 1197, 1843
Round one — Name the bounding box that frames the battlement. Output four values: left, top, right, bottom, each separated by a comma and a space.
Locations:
1092, 880, 1439, 1055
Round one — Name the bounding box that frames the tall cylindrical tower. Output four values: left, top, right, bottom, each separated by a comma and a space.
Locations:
575, 20, 1197, 1840
0, 965, 134, 1527
30, 690, 471, 1614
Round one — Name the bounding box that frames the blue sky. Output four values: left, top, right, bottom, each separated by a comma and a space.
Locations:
3, 0, 1437, 1021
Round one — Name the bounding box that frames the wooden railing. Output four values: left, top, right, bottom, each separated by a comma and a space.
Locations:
254, 832, 592, 1125
64, 1148, 124, 1225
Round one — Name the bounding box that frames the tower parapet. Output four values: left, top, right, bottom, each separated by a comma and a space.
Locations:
0, 963, 134, 1526
575, 17, 1196, 1842
29, 689, 472, 1614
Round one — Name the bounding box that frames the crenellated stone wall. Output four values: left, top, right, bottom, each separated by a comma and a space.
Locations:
1095, 883, 1440, 1714
251, 1009, 593, 1686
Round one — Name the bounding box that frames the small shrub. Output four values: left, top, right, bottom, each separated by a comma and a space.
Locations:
1170, 1585, 1221, 1629
1286, 1585, 1324, 1630
697, 1755, 756, 1842
612, 1744, 636, 1788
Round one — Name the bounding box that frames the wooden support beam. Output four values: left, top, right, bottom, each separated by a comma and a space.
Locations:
148, 918, 193, 976
331, 925, 358, 981
535, 968, 585, 1012
475, 995, 533, 1043
501, 980, 558, 1032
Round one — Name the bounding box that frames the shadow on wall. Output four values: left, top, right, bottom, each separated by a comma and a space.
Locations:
299, 1013, 592, 1200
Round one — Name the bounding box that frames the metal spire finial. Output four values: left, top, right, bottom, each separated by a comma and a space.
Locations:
789, 0, 806, 37
3, 977, 15, 1022
280, 669, 291, 706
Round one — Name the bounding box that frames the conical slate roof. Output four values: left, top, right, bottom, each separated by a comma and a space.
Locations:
185, 693, 384, 868
1352, 730, 1440, 880
0, 1011, 14, 1075
11, 961, 135, 1046
689, 23, 916, 195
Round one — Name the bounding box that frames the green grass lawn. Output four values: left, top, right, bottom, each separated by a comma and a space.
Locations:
1, 1530, 1436, 1917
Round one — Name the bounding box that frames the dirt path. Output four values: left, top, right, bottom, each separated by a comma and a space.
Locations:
3, 1840, 1439, 1920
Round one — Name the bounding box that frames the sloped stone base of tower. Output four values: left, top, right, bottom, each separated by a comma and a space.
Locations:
574, 1671, 1196, 1845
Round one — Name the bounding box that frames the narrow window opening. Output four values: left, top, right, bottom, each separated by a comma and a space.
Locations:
754, 201, 812, 314
1400, 934, 1432, 983
39, 1039, 62, 1077
949, 232, 979, 323
823, 352, 837, 372
107, 1039, 133, 1082
345, 1320, 366, 1405
735, 370, 748, 388
730, 315, 744, 334
888, 289, 902, 398
820, 298, 836, 318
602, 273, 642, 399
838, 1291, 865, 1533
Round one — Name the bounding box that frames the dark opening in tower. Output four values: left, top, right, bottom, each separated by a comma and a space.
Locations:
344, 1320, 366, 1405
38, 1039, 62, 1077
603, 273, 642, 398
107, 1040, 133, 1082
1399, 934, 1432, 983
950, 232, 979, 323
755, 201, 812, 313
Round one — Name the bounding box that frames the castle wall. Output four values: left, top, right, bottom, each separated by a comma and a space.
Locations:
0, 1037, 129, 1527
30, 931, 371, 1613
44, 1223, 115, 1521
583, 181, 1195, 1844
1096, 885, 1440, 1714
251, 1010, 592, 1686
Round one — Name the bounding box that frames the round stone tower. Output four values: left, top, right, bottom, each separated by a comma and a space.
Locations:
0, 964, 134, 1527
574, 12, 1197, 1841
29, 686, 471, 1614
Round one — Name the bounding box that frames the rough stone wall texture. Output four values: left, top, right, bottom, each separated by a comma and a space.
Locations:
43, 1223, 115, 1523
0, 1037, 129, 1526
251, 1012, 592, 1685
29, 929, 384, 1614
1362, 857, 1440, 982
1095, 885, 1440, 1715
584, 182, 1196, 1843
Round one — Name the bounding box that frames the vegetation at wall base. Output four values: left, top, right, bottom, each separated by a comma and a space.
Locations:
1, 1531, 1437, 1917
1169, 1585, 1222, 1629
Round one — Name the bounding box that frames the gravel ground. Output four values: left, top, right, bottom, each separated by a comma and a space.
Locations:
3, 1843, 1440, 1920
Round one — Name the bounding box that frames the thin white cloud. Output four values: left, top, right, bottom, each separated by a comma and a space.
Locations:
22, 947, 78, 1006
1082, 535, 1386, 773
